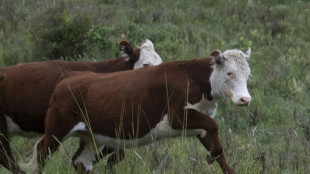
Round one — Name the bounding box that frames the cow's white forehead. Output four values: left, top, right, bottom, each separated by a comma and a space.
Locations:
134, 39, 162, 69
222, 49, 250, 74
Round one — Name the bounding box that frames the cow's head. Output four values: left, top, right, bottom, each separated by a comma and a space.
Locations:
210, 48, 252, 106
120, 39, 162, 69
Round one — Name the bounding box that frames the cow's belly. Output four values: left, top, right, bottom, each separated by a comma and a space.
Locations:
5, 116, 41, 138
70, 114, 205, 148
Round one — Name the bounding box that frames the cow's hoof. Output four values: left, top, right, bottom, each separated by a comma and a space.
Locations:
224, 168, 235, 174
207, 152, 220, 164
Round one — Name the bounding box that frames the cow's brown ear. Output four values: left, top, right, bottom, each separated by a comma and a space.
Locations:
129, 49, 140, 63
119, 40, 133, 59
210, 50, 224, 65
0, 73, 6, 83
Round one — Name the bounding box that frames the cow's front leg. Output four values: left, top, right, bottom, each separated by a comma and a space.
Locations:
199, 136, 235, 174
172, 109, 223, 159
171, 109, 234, 174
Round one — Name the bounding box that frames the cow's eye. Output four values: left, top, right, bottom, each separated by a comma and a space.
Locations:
143, 64, 150, 67
227, 72, 234, 78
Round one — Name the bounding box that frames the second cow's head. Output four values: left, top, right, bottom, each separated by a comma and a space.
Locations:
119, 39, 162, 69
210, 48, 252, 106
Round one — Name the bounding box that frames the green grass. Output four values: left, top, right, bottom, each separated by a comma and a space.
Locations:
1, 0, 310, 173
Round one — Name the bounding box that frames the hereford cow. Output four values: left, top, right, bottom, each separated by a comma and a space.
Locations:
0, 39, 162, 174
25, 48, 251, 174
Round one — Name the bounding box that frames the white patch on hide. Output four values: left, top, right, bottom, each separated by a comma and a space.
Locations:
184, 95, 218, 118
73, 143, 100, 172
93, 114, 204, 148
62, 122, 87, 141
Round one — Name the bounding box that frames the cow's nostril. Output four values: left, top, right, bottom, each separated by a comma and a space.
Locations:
241, 97, 248, 103
238, 97, 251, 106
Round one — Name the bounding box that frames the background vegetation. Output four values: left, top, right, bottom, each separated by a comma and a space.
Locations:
1, 0, 310, 173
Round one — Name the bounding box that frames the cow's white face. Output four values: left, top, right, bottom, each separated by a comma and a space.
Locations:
134, 39, 162, 69
210, 48, 252, 106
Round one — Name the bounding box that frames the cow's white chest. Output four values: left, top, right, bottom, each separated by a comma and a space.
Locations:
184, 95, 218, 118
5, 115, 40, 138
92, 114, 204, 148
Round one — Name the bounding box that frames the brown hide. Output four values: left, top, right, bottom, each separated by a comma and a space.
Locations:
0, 42, 140, 134
47, 58, 215, 139
0, 73, 5, 82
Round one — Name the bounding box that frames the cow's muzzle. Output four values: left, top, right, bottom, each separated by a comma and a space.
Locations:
237, 97, 251, 106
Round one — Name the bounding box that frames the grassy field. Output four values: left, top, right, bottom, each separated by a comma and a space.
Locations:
1, 0, 310, 173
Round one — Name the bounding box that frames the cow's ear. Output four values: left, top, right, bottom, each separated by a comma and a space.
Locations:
119, 35, 133, 60
244, 48, 251, 61
210, 50, 224, 65
0, 73, 6, 83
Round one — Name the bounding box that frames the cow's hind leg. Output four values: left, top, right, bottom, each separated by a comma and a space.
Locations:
98, 147, 125, 171
72, 141, 125, 174
0, 114, 25, 174
72, 140, 98, 174
24, 110, 79, 173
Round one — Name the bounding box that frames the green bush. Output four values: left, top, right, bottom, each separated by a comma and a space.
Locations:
124, 23, 165, 46
84, 25, 116, 58
29, 1, 90, 60
82, 23, 166, 60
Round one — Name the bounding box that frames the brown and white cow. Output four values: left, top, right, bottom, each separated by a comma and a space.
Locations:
0, 39, 162, 174
25, 48, 251, 174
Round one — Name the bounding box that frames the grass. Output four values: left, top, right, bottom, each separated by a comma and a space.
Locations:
1, 0, 310, 173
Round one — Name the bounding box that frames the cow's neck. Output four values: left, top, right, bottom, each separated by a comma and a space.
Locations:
181, 58, 214, 101
181, 58, 218, 118
92, 57, 132, 73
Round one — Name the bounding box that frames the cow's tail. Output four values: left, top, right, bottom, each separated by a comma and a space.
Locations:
19, 137, 43, 173
0, 72, 5, 83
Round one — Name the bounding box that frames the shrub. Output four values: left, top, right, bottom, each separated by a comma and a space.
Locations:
84, 25, 116, 58
29, 1, 90, 60
124, 23, 165, 46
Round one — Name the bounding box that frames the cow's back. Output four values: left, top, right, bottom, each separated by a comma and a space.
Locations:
0, 60, 95, 132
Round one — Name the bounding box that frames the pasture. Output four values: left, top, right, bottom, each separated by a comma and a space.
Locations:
1, 0, 310, 173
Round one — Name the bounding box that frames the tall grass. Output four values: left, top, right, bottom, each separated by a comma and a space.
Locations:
1, 0, 310, 173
